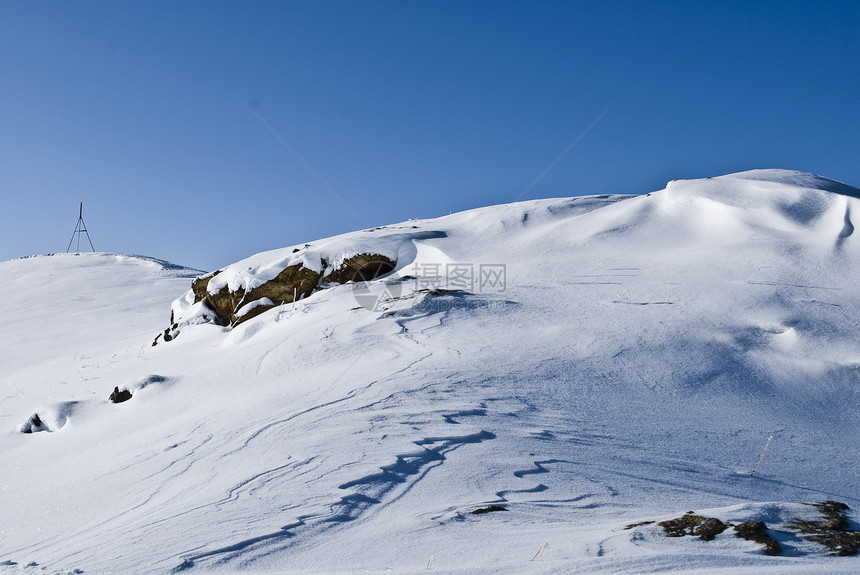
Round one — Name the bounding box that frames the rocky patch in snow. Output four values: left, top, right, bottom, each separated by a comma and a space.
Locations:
160, 226, 448, 343
18, 375, 170, 434
109, 386, 132, 403
159, 250, 402, 343
734, 520, 782, 555
637, 500, 860, 557
658, 512, 730, 541
790, 501, 860, 556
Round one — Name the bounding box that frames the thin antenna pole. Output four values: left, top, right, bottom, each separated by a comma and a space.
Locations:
66, 224, 77, 253
750, 435, 773, 476
66, 202, 96, 253
76, 201, 81, 252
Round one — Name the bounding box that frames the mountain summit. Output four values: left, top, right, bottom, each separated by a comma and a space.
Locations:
2, 170, 859, 574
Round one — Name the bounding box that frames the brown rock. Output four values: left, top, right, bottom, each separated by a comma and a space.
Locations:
191, 270, 221, 304
110, 387, 133, 403
203, 264, 322, 326
322, 254, 396, 285
178, 253, 396, 329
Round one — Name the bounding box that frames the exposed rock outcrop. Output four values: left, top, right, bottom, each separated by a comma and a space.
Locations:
110, 387, 133, 404
734, 520, 782, 555
789, 501, 860, 556
154, 225, 453, 344
191, 269, 221, 303
321, 254, 396, 285
658, 513, 729, 541
20, 413, 46, 434
203, 263, 322, 325
161, 253, 398, 341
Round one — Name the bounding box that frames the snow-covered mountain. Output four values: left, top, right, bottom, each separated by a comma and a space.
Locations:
2, 169, 859, 574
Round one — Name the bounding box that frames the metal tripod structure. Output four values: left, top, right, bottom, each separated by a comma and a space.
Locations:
66, 202, 95, 253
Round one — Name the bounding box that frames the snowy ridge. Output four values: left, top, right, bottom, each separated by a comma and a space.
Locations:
11, 252, 203, 275
1, 170, 859, 574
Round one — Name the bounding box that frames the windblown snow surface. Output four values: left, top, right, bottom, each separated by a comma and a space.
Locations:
2, 170, 859, 574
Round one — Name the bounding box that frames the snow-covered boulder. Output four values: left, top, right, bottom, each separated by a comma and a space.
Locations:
190, 253, 396, 327
163, 227, 445, 338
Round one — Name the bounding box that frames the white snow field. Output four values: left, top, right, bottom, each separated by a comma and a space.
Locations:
2, 169, 859, 574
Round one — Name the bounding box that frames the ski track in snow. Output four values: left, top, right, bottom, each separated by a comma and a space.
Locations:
171, 407, 497, 572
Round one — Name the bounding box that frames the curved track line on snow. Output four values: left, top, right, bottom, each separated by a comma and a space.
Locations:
172, 407, 494, 572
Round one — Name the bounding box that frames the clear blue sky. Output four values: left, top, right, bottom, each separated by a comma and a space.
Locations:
2, 0, 858, 271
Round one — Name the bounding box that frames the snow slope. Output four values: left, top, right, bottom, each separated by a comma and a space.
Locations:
1, 170, 859, 574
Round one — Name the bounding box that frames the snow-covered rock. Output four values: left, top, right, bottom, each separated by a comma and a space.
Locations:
169, 229, 447, 330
